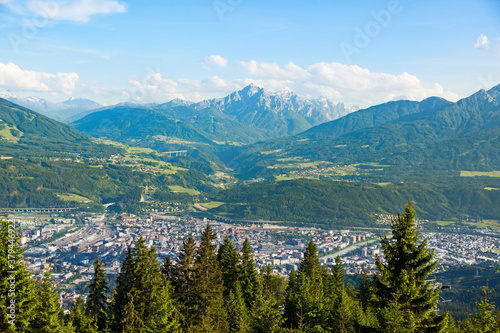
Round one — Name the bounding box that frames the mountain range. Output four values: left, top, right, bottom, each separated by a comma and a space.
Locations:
0, 91, 103, 123
221, 84, 500, 182
0, 83, 499, 224
72, 84, 358, 147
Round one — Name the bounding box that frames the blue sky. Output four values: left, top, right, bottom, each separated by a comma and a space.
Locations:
0, 0, 499, 107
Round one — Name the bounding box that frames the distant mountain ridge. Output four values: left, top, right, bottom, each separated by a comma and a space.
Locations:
221, 84, 500, 181
73, 84, 358, 149
0, 91, 102, 122
2, 85, 356, 141
189, 84, 357, 137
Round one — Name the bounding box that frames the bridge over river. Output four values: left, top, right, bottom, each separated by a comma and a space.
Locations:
0, 207, 77, 213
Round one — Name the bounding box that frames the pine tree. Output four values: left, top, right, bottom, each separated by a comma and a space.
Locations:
217, 236, 241, 300
69, 297, 99, 333
227, 282, 249, 333
285, 240, 329, 330
31, 269, 64, 333
87, 257, 108, 330
113, 237, 149, 332
441, 313, 459, 333
357, 271, 373, 311
374, 203, 443, 332
249, 290, 284, 333
191, 223, 225, 326
468, 286, 500, 332
284, 269, 299, 328
240, 238, 261, 309
261, 264, 287, 306
331, 256, 345, 294
111, 237, 179, 332
144, 281, 181, 333
121, 293, 143, 333
111, 246, 134, 331
172, 232, 197, 320
298, 239, 321, 278
0, 219, 36, 332
329, 256, 356, 333
161, 255, 175, 282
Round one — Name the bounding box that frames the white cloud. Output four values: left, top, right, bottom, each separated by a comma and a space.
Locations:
0, 0, 12, 4
107, 74, 242, 104
28, 0, 126, 23
237, 60, 310, 80
474, 34, 490, 50
236, 60, 459, 106
201, 55, 229, 69
85, 60, 459, 107
0, 62, 78, 93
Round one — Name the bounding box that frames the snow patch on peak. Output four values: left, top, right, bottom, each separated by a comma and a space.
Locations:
0, 91, 19, 99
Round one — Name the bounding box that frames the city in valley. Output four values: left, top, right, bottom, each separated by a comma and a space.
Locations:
10, 210, 500, 309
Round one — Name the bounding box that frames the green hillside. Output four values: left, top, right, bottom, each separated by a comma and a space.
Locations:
0, 156, 213, 210
72, 106, 214, 146
0, 98, 119, 158
156, 104, 269, 144
211, 179, 500, 226
0, 100, 218, 209
220, 85, 500, 183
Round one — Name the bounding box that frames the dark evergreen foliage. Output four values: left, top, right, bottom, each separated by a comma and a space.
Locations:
240, 238, 262, 310
87, 257, 108, 330
1, 205, 500, 332
0, 219, 36, 332
374, 202, 444, 332
217, 236, 241, 300
191, 223, 226, 328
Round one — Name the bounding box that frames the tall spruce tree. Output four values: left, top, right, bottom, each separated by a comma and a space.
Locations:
298, 239, 321, 278
161, 255, 175, 282
331, 256, 345, 294
191, 223, 226, 327
285, 240, 329, 330
227, 282, 249, 333
70, 297, 98, 333
250, 290, 284, 333
217, 236, 241, 300
240, 238, 261, 309
87, 257, 108, 330
261, 264, 287, 307
111, 246, 134, 331
0, 219, 36, 332
172, 233, 197, 322
31, 269, 64, 333
329, 257, 357, 333
144, 281, 181, 333
465, 286, 500, 332
374, 203, 444, 332
121, 293, 142, 333
111, 237, 178, 332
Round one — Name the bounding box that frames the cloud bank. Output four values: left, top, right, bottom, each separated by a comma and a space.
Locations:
0, 62, 79, 93
106, 59, 458, 106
